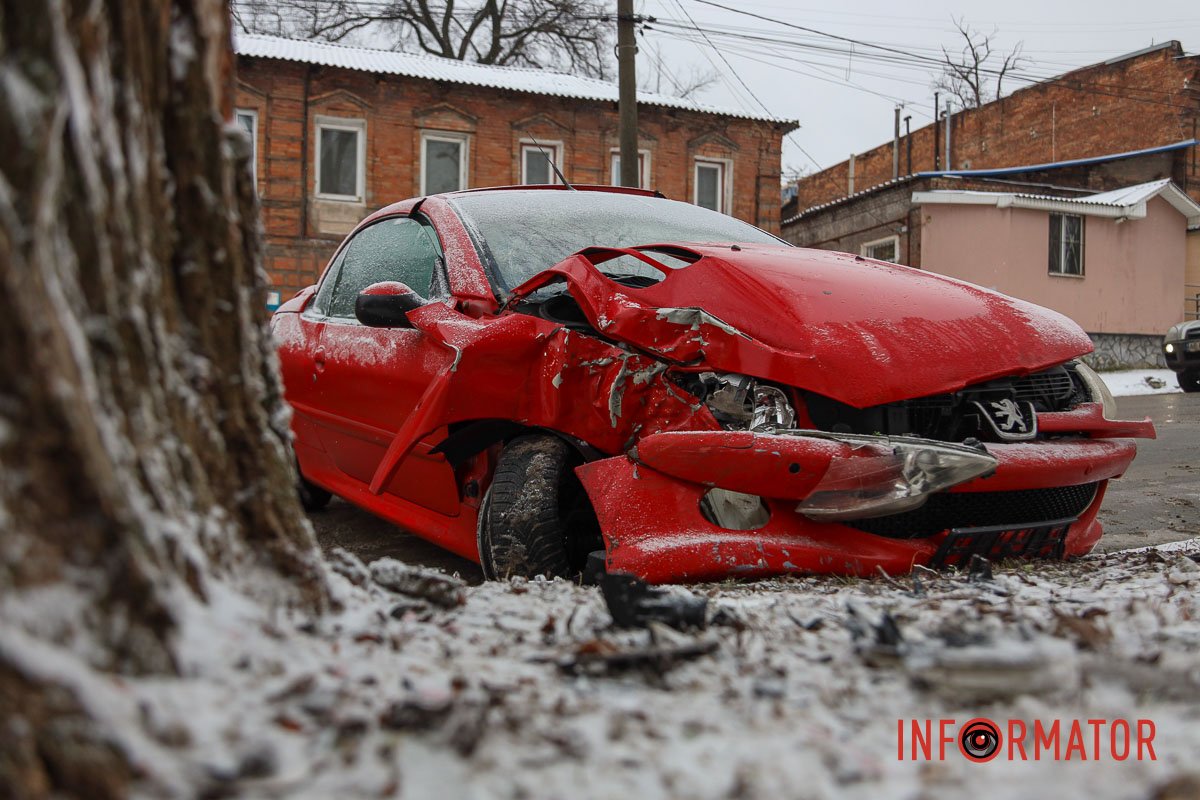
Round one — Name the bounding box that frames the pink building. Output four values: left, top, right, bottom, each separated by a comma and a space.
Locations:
914, 181, 1199, 358
782, 146, 1200, 368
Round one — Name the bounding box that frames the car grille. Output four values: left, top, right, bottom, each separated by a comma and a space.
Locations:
1187, 328, 1200, 340
1011, 370, 1074, 403
845, 482, 1100, 539
801, 365, 1087, 444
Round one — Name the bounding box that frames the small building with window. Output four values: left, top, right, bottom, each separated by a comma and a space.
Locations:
233, 34, 795, 297
781, 145, 1200, 368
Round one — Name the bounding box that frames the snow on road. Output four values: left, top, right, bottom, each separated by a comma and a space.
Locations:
1100, 369, 1182, 397
26, 540, 1199, 799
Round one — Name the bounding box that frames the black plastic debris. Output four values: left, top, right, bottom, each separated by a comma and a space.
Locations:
968, 553, 994, 582
599, 572, 708, 631
845, 605, 906, 666
556, 635, 718, 676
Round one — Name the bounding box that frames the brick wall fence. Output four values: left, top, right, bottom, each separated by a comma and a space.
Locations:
793, 43, 1200, 212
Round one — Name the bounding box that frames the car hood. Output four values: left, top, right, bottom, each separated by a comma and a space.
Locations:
507, 243, 1094, 408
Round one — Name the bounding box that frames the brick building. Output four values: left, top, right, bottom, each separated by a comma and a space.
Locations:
787, 41, 1200, 215
233, 34, 796, 297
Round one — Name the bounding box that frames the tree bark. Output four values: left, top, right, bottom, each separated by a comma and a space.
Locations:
0, 0, 327, 796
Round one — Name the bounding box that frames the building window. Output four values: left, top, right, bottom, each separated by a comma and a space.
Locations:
1049, 213, 1084, 275
521, 141, 563, 184
235, 108, 258, 183
421, 132, 469, 195
610, 149, 650, 189
315, 116, 365, 202
861, 235, 900, 263
694, 159, 727, 213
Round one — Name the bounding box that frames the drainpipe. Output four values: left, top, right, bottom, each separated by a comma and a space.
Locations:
944, 100, 953, 171
904, 115, 912, 175
892, 105, 901, 180
933, 92, 940, 170
301, 64, 312, 239
848, 154, 856, 195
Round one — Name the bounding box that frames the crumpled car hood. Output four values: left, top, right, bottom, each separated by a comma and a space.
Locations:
508, 243, 1094, 409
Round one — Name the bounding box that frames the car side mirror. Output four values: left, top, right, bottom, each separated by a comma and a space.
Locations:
355, 282, 426, 328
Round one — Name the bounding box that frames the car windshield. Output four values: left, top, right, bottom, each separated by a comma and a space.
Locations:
446, 190, 786, 292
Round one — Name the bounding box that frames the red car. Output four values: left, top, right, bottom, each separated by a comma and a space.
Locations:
272, 185, 1154, 583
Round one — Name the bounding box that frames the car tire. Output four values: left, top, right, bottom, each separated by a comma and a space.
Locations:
477, 434, 599, 580
1179, 371, 1200, 393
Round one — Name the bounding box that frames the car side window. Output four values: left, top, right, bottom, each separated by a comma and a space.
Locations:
324, 216, 442, 319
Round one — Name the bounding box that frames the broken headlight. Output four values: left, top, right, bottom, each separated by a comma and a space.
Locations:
1073, 362, 1118, 419
700, 373, 795, 431
795, 433, 998, 521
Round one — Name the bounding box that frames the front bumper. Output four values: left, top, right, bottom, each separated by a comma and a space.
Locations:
578, 413, 1147, 583
1164, 337, 1200, 373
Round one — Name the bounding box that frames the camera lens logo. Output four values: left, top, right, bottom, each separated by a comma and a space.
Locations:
958, 718, 1002, 763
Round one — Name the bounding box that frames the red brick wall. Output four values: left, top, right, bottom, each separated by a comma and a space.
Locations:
235, 57, 789, 297
792, 43, 1200, 214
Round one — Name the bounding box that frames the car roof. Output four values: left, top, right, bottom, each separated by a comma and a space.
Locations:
370, 184, 666, 221
450, 184, 664, 199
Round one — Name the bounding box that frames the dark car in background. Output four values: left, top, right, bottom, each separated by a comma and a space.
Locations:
1163, 321, 1200, 392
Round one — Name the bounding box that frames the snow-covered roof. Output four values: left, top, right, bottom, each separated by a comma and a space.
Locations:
912, 179, 1200, 227
234, 33, 795, 126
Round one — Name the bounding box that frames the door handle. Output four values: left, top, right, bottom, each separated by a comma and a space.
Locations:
314, 347, 326, 373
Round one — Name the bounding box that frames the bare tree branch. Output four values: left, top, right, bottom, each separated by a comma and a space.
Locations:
932, 17, 1027, 109
233, 0, 613, 78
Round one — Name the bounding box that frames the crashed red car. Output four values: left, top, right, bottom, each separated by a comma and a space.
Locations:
272, 185, 1154, 583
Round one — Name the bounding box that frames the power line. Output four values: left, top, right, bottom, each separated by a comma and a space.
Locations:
663, 0, 823, 172
681, 0, 1195, 110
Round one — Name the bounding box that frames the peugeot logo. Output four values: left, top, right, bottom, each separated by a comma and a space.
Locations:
989, 399, 1026, 432
971, 398, 1038, 441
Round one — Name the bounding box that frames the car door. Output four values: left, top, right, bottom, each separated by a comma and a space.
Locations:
309, 214, 461, 516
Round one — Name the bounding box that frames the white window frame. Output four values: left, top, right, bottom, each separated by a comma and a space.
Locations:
420, 131, 470, 196
861, 235, 901, 263
1049, 212, 1085, 277
693, 157, 731, 214
609, 148, 651, 189
520, 140, 564, 185
235, 108, 258, 184
314, 115, 366, 202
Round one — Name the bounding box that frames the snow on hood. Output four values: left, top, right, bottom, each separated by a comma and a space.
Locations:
509, 243, 1094, 409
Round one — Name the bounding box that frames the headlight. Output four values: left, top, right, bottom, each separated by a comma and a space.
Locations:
1165, 343, 1175, 354
1074, 363, 1117, 419
795, 433, 997, 521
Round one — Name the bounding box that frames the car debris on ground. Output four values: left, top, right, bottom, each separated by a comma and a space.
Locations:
62, 539, 1200, 799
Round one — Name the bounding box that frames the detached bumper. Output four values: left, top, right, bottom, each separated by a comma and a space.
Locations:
578, 432, 1139, 584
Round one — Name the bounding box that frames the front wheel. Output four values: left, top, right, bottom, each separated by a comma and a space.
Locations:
1179, 370, 1200, 393
477, 434, 601, 580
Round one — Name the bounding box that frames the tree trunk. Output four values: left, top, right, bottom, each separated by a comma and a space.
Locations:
0, 1, 327, 796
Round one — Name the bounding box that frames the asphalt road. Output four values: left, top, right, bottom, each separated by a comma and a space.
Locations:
1095, 391, 1200, 551
309, 392, 1199, 573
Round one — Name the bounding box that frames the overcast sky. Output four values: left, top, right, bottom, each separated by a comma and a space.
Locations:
634, 0, 1199, 176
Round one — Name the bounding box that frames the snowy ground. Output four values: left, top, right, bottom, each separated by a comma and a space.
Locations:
1100, 370, 1182, 397
16, 540, 1200, 800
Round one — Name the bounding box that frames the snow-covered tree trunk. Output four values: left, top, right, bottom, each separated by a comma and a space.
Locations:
0, 1, 327, 795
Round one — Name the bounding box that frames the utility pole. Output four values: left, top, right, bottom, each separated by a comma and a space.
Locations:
617, 0, 639, 187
